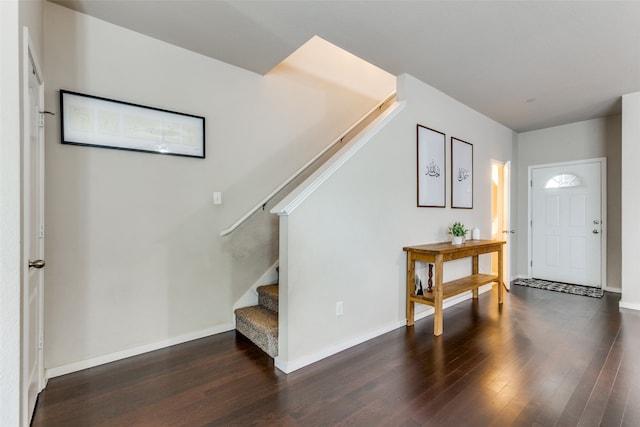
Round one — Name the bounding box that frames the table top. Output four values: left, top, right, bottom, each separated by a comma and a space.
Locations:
403, 239, 505, 254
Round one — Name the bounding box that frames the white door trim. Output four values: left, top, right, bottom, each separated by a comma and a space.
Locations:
490, 159, 512, 287
504, 160, 512, 285
527, 157, 607, 288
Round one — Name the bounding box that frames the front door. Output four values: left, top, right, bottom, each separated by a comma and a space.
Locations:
531, 159, 604, 287
23, 38, 45, 424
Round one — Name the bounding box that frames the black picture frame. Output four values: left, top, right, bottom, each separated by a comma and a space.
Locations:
451, 137, 473, 209
60, 90, 205, 158
417, 124, 446, 207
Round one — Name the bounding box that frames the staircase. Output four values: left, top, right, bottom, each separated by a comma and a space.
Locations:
234, 284, 279, 357
231, 94, 399, 359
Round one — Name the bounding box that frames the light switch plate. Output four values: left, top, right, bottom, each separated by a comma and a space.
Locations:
213, 192, 222, 205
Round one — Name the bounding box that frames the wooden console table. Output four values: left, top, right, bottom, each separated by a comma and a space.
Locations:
403, 239, 506, 336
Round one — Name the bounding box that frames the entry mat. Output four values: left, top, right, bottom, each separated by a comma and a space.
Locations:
513, 278, 604, 298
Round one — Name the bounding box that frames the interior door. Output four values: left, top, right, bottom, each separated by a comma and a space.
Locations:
531, 160, 603, 287
23, 44, 45, 424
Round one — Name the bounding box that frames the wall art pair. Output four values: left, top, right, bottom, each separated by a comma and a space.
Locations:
416, 124, 473, 209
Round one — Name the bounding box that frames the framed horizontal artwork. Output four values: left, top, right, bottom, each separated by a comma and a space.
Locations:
60, 90, 205, 158
417, 124, 446, 207
451, 137, 473, 209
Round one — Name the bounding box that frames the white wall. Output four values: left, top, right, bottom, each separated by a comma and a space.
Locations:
275, 74, 514, 371
621, 91, 640, 310
0, 2, 22, 424
42, 2, 395, 374
515, 116, 622, 290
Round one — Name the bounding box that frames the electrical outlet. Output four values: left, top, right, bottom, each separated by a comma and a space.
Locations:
336, 301, 343, 316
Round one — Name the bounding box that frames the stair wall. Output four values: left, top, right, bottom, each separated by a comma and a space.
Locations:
274, 74, 515, 373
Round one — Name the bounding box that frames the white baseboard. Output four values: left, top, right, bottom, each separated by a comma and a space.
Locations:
275, 285, 491, 374
619, 301, 640, 311
45, 323, 235, 380
275, 320, 405, 374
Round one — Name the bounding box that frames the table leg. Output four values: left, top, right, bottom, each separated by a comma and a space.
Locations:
406, 253, 415, 326
498, 246, 504, 304
472, 254, 479, 299
433, 254, 444, 336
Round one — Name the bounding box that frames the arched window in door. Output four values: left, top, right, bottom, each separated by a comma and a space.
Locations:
545, 173, 583, 189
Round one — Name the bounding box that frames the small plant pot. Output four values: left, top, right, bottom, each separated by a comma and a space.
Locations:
452, 235, 464, 245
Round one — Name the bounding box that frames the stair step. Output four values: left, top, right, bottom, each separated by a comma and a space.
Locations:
235, 305, 278, 357
257, 284, 279, 313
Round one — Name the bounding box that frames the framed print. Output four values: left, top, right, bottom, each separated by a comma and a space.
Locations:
60, 90, 205, 158
451, 137, 473, 209
417, 124, 446, 207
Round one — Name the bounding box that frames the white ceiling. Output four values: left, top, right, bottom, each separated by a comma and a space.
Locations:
50, 0, 640, 132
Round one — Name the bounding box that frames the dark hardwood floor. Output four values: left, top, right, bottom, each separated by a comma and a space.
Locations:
32, 285, 640, 426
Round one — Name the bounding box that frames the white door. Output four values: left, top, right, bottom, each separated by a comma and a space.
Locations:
531, 160, 603, 287
23, 38, 45, 424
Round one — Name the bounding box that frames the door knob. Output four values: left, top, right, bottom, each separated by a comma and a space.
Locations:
29, 259, 45, 269
592, 230, 600, 234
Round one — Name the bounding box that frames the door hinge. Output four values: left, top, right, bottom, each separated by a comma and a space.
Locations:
530, 260, 533, 267
38, 335, 44, 349
530, 179, 533, 187
39, 224, 45, 238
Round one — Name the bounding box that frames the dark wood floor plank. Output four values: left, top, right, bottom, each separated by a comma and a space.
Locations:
32, 287, 639, 427
577, 328, 624, 426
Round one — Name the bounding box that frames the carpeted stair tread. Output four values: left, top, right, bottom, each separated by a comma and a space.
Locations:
257, 284, 279, 313
235, 305, 278, 357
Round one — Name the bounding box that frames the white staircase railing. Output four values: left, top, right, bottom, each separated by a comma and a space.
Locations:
220, 91, 396, 237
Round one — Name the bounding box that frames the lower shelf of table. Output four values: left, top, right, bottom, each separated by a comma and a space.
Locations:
409, 273, 499, 305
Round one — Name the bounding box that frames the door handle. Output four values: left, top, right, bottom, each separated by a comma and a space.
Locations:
502, 230, 516, 234
592, 230, 600, 234
29, 259, 45, 269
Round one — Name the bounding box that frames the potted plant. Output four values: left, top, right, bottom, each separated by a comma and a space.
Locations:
448, 221, 468, 245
